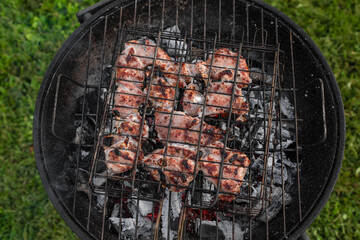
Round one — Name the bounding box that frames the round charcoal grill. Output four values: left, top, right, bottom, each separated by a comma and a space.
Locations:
34, 0, 345, 239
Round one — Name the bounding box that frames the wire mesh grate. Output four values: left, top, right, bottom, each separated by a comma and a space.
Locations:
86, 25, 284, 217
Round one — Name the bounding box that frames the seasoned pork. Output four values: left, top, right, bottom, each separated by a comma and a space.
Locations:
182, 83, 205, 116
116, 67, 145, 89
117, 40, 146, 68
117, 39, 186, 87
155, 109, 223, 146
114, 113, 149, 139
206, 48, 251, 87
200, 141, 250, 201
112, 82, 146, 119
179, 62, 210, 85
158, 61, 186, 88
204, 82, 248, 122
180, 63, 198, 84
104, 136, 143, 174
195, 61, 210, 80
143, 144, 198, 192
144, 76, 176, 110
117, 40, 170, 67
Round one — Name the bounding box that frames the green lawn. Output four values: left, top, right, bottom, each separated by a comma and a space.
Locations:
0, 0, 359, 239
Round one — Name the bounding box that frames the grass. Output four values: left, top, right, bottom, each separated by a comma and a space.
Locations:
0, 0, 359, 239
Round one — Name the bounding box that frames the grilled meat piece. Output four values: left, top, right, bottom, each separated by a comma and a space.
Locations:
114, 113, 149, 139
180, 63, 198, 84
117, 40, 146, 68
143, 39, 186, 88
155, 109, 223, 146
158, 61, 186, 88
117, 39, 170, 67
117, 39, 186, 87
182, 83, 205, 116
206, 48, 251, 87
195, 61, 210, 80
204, 82, 248, 122
115, 40, 147, 89
143, 144, 197, 192
116, 67, 145, 89
112, 81, 146, 119
179, 62, 210, 85
104, 136, 143, 174
144, 76, 176, 110
143, 39, 173, 68
200, 141, 250, 201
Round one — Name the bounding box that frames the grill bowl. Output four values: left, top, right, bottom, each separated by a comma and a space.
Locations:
33, 0, 345, 239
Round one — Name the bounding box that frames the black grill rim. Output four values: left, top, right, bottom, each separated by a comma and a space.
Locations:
33, 0, 345, 239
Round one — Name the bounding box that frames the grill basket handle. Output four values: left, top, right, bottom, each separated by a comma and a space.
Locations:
77, 0, 114, 24
297, 78, 327, 148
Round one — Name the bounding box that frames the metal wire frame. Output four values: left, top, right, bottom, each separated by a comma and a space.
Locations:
84, 24, 282, 218
48, 1, 305, 239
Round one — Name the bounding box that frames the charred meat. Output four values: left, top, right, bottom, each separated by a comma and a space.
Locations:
204, 82, 248, 122
116, 67, 145, 89
207, 48, 251, 87
200, 141, 250, 201
104, 136, 143, 174
181, 82, 205, 116
155, 109, 223, 146
112, 82, 146, 119
113, 113, 149, 139
180, 62, 209, 84
144, 76, 176, 110
143, 144, 197, 192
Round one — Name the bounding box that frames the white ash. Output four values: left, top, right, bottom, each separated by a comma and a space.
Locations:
265, 153, 295, 186
103, 124, 112, 135
244, 120, 286, 154
161, 189, 181, 239
169, 142, 198, 152
109, 216, 152, 238
281, 122, 293, 138
250, 185, 261, 198
220, 121, 227, 131
72, 119, 96, 144
92, 170, 108, 187
123, 180, 132, 188
128, 197, 153, 217
111, 203, 120, 218
96, 194, 107, 208
72, 126, 86, 144
81, 150, 90, 159
171, 191, 182, 221
249, 67, 273, 84
279, 139, 294, 150
110, 198, 153, 238
196, 220, 245, 240
247, 86, 277, 120
161, 25, 188, 57
232, 88, 295, 151
280, 96, 295, 119
202, 179, 214, 203
227, 68, 297, 227
248, 151, 296, 190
